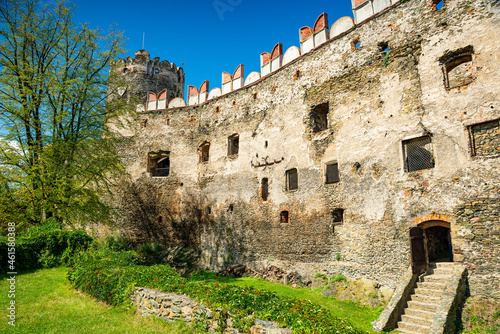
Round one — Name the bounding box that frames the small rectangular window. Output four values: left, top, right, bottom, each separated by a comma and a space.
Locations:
332, 209, 344, 225
286, 169, 298, 191
468, 119, 500, 157
310, 102, 329, 133
403, 135, 434, 172
228, 134, 239, 156
325, 163, 340, 184
280, 210, 289, 224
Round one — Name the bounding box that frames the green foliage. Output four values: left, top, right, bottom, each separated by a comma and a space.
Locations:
383, 54, 390, 67
336, 253, 341, 261
331, 273, 347, 283
0, 225, 92, 274
0, 0, 128, 227
69, 249, 366, 333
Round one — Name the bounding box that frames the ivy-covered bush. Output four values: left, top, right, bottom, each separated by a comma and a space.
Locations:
0, 224, 92, 274
68, 249, 365, 333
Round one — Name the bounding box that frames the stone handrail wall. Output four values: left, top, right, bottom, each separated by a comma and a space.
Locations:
429, 264, 468, 334
132, 287, 292, 334
372, 265, 418, 332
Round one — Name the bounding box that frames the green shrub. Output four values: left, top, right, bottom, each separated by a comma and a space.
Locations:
0, 225, 92, 274
69, 249, 365, 333
331, 273, 347, 283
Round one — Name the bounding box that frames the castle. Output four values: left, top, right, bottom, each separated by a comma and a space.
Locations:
108, 0, 500, 303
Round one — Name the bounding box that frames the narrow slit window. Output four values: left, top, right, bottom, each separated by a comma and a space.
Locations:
261, 178, 269, 201
325, 163, 340, 184
280, 210, 289, 224
403, 135, 434, 172
286, 168, 298, 191
228, 134, 239, 156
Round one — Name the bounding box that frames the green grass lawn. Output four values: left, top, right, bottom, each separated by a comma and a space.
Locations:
190, 274, 383, 332
0, 268, 204, 334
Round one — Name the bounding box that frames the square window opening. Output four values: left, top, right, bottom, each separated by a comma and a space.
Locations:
149, 152, 170, 177
403, 136, 434, 172
468, 119, 500, 157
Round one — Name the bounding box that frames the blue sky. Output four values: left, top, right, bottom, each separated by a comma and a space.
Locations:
70, 0, 355, 95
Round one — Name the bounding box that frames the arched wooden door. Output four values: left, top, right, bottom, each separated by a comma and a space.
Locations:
410, 226, 427, 274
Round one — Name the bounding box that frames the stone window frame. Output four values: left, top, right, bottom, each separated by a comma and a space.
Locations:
148, 151, 170, 177
400, 133, 435, 173
331, 208, 345, 234
439, 45, 476, 91
466, 118, 500, 159
198, 141, 210, 163
285, 168, 298, 191
324, 160, 340, 184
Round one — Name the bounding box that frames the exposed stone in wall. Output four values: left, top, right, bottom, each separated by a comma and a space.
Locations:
108, 0, 500, 299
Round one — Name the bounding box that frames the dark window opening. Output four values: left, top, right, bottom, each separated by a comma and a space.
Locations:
310, 102, 329, 133
294, 69, 301, 80
468, 119, 500, 157
265, 140, 268, 148
440, 46, 475, 90
232, 100, 236, 107
280, 210, 289, 224
325, 163, 340, 184
122, 68, 128, 74
332, 209, 344, 225
206, 207, 212, 215
228, 134, 239, 156
149, 152, 170, 177
286, 168, 298, 191
166, 117, 170, 126
261, 178, 269, 201
228, 204, 234, 213
432, 0, 444, 10
403, 135, 434, 172
215, 106, 220, 113
199, 142, 210, 163
253, 92, 258, 100
141, 119, 148, 127
158, 215, 163, 224
378, 41, 389, 52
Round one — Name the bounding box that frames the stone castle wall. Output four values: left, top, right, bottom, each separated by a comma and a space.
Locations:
110, 0, 500, 298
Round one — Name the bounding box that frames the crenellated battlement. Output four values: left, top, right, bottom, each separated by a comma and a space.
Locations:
135, 1, 401, 113
113, 49, 184, 78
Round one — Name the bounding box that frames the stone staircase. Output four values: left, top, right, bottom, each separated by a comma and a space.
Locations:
393, 262, 455, 334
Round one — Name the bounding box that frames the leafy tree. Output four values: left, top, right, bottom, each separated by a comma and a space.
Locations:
0, 0, 127, 228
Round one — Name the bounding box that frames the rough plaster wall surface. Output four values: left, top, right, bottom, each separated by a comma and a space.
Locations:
109, 0, 500, 296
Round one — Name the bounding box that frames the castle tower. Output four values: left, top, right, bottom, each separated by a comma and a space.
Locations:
109, 49, 185, 107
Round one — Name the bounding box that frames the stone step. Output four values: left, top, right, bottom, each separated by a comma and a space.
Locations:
396, 321, 431, 334
429, 262, 455, 269
407, 300, 438, 312
404, 307, 436, 320
401, 314, 433, 327
426, 267, 453, 276
417, 281, 446, 290
419, 275, 448, 284
410, 294, 441, 304
413, 287, 443, 297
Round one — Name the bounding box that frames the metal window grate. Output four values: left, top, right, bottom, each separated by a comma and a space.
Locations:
287, 169, 298, 190
155, 156, 170, 176
325, 163, 340, 184
403, 136, 434, 172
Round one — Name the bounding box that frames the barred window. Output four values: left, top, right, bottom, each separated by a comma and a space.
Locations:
403, 136, 434, 172
325, 163, 340, 184
286, 169, 298, 191
228, 134, 239, 156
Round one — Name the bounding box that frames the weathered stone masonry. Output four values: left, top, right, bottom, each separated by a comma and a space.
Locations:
109, 0, 500, 299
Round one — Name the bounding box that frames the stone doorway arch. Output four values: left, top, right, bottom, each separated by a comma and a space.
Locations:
410, 215, 454, 273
